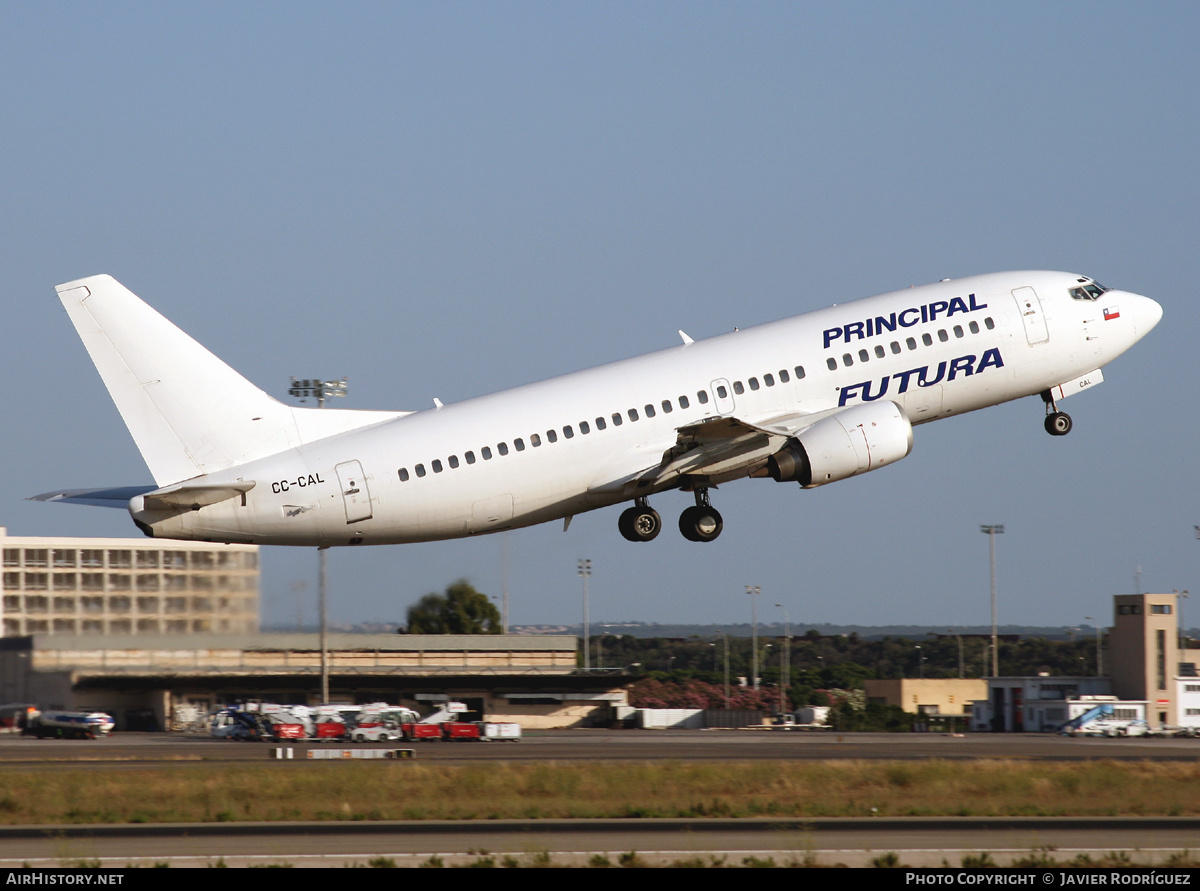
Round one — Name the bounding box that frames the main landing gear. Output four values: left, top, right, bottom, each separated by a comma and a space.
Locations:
1041, 390, 1073, 436
618, 489, 723, 543
679, 487, 723, 543
618, 498, 662, 542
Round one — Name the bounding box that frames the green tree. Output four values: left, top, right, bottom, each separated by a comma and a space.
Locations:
403, 580, 502, 634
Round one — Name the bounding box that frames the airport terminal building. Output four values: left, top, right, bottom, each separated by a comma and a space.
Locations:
1, 527, 260, 637
972, 593, 1198, 732
0, 528, 630, 731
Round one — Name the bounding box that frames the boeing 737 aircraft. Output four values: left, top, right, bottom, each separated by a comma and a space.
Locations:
33, 271, 1161, 545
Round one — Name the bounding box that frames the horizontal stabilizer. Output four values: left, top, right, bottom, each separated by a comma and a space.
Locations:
141, 481, 256, 511
29, 485, 156, 509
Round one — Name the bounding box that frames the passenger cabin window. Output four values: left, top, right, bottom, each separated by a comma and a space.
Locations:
715, 385, 728, 399
842, 354, 853, 367
696, 390, 709, 404
794, 365, 806, 379
906, 337, 917, 350
398, 468, 410, 482
628, 408, 639, 421
612, 413, 623, 426
858, 349, 869, 363
643, 404, 655, 418
733, 381, 744, 395
497, 442, 509, 456
921, 333, 933, 346
678, 395, 690, 409
530, 433, 541, 447
416, 464, 426, 477
984, 317, 995, 329
874, 345, 885, 358
448, 455, 459, 468
938, 329, 949, 342
580, 421, 591, 433
563, 425, 574, 438
596, 416, 607, 430
764, 374, 774, 387
969, 321, 979, 334
748, 377, 759, 391
953, 325, 964, 338
547, 429, 558, 442
466, 451, 476, 464
432, 459, 443, 473
482, 447, 492, 460
890, 341, 901, 354
514, 438, 525, 452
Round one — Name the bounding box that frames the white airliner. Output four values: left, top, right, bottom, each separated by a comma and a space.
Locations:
33, 271, 1161, 545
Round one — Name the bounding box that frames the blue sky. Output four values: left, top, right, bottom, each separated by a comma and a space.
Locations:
3, 3, 1198, 630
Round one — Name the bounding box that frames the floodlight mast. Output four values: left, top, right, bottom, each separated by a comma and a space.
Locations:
287, 376, 348, 704
980, 524, 1004, 677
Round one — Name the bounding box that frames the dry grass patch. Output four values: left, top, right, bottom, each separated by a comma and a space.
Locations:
0, 760, 1198, 824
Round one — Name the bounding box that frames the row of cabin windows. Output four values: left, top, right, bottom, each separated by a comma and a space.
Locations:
396, 363, 811, 484
824, 317, 996, 370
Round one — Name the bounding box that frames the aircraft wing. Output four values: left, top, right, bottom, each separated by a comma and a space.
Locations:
587, 403, 845, 498
653, 406, 845, 482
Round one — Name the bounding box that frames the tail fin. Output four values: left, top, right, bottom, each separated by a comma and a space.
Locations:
56, 275, 408, 487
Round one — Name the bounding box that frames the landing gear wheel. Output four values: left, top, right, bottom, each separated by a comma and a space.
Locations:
679, 505, 723, 543
1044, 412, 1072, 436
618, 505, 662, 542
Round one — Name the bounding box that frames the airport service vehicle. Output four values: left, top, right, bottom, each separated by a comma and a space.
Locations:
26, 710, 115, 739
0, 704, 38, 733
33, 272, 1160, 544
480, 722, 522, 742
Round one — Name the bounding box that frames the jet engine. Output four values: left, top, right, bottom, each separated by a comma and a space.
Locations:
767, 401, 913, 487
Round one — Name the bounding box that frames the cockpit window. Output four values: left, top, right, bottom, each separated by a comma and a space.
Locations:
1069, 280, 1109, 301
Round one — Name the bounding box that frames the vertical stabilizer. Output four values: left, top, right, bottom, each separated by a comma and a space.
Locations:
55, 275, 407, 486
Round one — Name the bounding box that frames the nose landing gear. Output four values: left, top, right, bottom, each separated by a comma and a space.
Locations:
1041, 390, 1072, 436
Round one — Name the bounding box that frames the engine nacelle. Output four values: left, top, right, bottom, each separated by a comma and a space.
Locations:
767, 401, 913, 488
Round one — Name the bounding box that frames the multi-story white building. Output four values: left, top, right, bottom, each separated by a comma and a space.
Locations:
1, 527, 259, 636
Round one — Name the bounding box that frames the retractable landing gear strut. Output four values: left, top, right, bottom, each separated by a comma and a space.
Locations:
1041, 389, 1072, 436
679, 486, 723, 543
618, 497, 662, 542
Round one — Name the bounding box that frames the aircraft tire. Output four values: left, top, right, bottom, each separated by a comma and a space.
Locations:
680, 505, 723, 543
619, 506, 661, 542
1044, 412, 1072, 436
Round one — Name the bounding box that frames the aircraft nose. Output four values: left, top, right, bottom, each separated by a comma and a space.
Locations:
1130, 292, 1163, 337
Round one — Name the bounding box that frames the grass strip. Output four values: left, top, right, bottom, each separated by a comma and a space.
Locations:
1, 759, 1198, 824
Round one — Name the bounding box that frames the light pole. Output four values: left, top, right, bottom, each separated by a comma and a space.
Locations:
746, 586, 760, 689
287, 376, 348, 705
776, 603, 791, 714
578, 559, 591, 670
1177, 590, 1190, 654
980, 524, 1004, 676
1085, 616, 1103, 677
716, 632, 730, 708
946, 630, 964, 679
